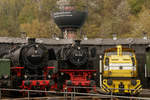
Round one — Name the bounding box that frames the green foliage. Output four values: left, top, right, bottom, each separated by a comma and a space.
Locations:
18, 1, 38, 24
0, 0, 149, 38
128, 0, 145, 15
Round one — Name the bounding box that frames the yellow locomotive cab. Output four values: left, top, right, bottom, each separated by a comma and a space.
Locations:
102, 45, 142, 95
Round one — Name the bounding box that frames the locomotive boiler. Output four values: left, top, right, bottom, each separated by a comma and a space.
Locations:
11, 38, 48, 74
57, 40, 98, 92
59, 40, 88, 68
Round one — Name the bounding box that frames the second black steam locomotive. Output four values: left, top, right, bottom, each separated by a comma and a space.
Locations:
57, 40, 98, 92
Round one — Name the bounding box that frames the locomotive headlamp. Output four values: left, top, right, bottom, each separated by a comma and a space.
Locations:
35, 50, 38, 54
24, 75, 28, 79
93, 73, 97, 76
48, 75, 51, 79
4, 75, 9, 79
36, 44, 39, 48
78, 46, 80, 50
61, 72, 64, 76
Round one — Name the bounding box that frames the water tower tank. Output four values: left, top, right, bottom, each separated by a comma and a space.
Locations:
52, 5, 87, 30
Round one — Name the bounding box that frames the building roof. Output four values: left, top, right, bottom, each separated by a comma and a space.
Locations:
0, 37, 149, 45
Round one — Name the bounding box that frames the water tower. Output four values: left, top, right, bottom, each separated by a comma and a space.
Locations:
52, 0, 87, 39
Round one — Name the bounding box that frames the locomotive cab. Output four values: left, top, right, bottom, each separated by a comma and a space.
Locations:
103, 45, 137, 78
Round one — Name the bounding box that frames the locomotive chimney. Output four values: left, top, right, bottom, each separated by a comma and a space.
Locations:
27, 38, 36, 44
52, 0, 87, 39
75, 40, 81, 46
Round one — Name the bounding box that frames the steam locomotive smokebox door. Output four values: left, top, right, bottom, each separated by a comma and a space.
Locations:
0, 59, 10, 79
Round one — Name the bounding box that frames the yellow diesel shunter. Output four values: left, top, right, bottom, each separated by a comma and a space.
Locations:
102, 45, 142, 95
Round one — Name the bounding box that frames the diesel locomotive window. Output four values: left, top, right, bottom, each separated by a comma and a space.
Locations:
122, 52, 133, 56
106, 51, 133, 56
106, 52, 117, 56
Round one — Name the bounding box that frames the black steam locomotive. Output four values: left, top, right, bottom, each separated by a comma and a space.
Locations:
0, 38, 56, 91
57, 40, 98, 92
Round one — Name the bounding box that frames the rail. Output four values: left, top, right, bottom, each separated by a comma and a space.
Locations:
0, 87, 149, 100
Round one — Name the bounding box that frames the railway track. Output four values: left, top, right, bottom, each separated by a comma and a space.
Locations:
1, 88, 150, 100
1, 93, 150, 100
1, 95, 150, 100
1, 96, 112, 100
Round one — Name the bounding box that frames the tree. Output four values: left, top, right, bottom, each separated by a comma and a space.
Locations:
20, 19, 60, 38
131, 7, 150, 37
0, 0, 148, 38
